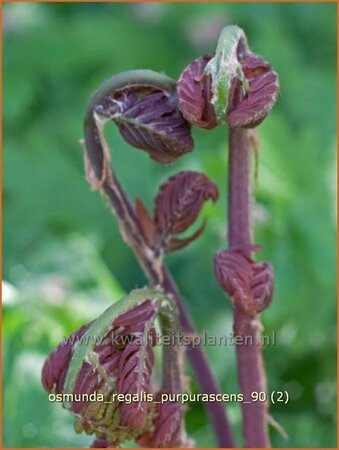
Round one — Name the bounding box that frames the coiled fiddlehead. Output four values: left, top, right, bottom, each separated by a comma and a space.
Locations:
85, 70, 193, 169
42, 288, 188, 447
177, 26, 279, 129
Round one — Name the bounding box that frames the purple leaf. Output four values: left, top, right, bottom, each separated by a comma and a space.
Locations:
154, 171, 218, 251
177, 39, 279, 129
41, 323, 89, 394
135, 198, 157, 247
227, 52, 279, 128
98, 85, 193, 163
177, 55, 217, 129
165, 221, 206, 253
214, 247, 274, 315
116, 301, 158, 429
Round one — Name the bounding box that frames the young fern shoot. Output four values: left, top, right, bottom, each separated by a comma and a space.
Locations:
177, 25, 279, 447
42, 288, 188, 447
82, 70, 234, 446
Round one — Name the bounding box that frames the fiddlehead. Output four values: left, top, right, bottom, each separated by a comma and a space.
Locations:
42, 288, 189, 448
84, 70, 193, 171
177, 55, 217, 129
177, 25, 279, 129
176, 24, 280, 447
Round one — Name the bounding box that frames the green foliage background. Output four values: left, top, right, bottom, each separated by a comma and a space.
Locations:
3, 2, 337, 448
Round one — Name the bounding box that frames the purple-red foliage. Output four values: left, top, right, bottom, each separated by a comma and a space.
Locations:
214, 247, 274, 315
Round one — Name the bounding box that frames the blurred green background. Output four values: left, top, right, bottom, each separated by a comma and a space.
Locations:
3, 2, 337, 448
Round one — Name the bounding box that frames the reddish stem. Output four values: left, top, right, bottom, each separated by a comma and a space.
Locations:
162, 268, 235, 447
228, 128, 269, 447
